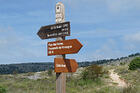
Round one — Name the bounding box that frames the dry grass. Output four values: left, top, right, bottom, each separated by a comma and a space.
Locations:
0, 64, 139, 93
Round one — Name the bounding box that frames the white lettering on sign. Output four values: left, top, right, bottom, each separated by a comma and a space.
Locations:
48, 43, 64, 47
50, 23, 68, 30
47, 33, 58, 37
48, 45, 72, 51
57, 43, 63, 45
63, 24, 68, 28
58, 47, 62, 49
62, 46, 72, 49
49, 47, 58, 50
48, 51, 54, 54
58, 32, 68, 35
53, 43, 57, 46
56, 64, 66, 67
48, 43, 53, 47
61, 28, 68, 31
47, 31, 69, 38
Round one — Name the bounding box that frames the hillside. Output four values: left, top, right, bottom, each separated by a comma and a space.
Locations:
0, 53, 140, 74
0, 57, 140, 93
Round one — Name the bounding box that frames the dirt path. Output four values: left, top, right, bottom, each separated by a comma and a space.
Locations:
109, 69, 127, 88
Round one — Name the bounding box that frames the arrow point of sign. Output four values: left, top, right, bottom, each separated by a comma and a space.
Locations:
66, 59, 78, 72
74, 39, 83, 53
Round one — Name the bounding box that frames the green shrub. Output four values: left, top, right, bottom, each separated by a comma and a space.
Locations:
120, 62, 126, 65
81, 64, 103, 80
0, 86, 6, 93
122, 85, 137, 93
129, 57, 140, 70
75, 79, 93, 86
12, 70, 18, 75
48, 69, 53, 76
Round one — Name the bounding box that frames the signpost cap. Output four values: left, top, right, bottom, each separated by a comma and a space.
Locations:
55, 2, 65, 23
56, 2, 64, 5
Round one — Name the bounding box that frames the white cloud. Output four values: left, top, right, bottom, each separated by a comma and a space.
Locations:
106, 0, 140, 14
122, 31, 140, 51
90, 31, 140, 60
0, 26, 50, 63
62, 0, 140, 14
73, 29, 123, 39
91, 39, 126, 60
124, 32, 140, 43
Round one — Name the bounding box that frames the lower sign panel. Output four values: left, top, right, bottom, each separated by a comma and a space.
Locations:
54, 58, 78, 73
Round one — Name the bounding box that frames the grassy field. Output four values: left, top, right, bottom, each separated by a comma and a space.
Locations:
0, 63, 140, 93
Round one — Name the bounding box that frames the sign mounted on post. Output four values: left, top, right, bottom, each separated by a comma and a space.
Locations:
47, 39, 83, 56
54, 58, 78, 73
37, 22, 70, 39
37, 2, 83, 93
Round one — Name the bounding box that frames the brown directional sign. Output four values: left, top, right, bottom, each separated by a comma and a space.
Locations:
37, 21, 70, 39
54, 58, 78, 73
47, 39, 83, 56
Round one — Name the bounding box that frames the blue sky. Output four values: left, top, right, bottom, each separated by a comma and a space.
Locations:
0, 0, 140, 64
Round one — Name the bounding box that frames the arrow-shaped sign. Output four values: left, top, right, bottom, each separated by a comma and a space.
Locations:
54, 58, 78, 73
47, 39, 83, 56
37, 22, 70, 39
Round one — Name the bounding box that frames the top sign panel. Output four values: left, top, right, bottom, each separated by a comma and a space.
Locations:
37, 22, 70, 39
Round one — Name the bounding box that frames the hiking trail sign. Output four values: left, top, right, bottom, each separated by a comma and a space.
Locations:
37, 2, 83, 93
47, 39, 83, 56
54, 58, 78, 73
37, 22, 70, 39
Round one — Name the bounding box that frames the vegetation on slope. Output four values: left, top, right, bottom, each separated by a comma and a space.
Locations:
0, 54, 140, 93
1, 62, 140, 93
0, 52, 140, 74
114, 58, 140, 93
81, 65, 104, 80
0, 86, 6, 93
0, 53, 140, 74
129, 57, 140, 70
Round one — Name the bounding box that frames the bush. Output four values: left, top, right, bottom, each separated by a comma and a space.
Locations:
75, 79, 93, 86
122, 85, 137, 93
120, 62, 125, 65
48, 69, 53, 76
129, 57, 140, 70
81, 64, 103, 80
0, 86, 6, 93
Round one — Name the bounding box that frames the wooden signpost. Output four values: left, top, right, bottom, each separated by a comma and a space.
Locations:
48, 39, 83, 56
37, 22, 70, 39
54, 58, 78, 73
37, 2, 83, 93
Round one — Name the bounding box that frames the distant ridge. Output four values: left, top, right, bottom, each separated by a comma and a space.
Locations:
79, 53, 140, 67
0, 53, 140, 74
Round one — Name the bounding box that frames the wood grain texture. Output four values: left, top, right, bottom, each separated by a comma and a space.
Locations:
56, 73, 66, 93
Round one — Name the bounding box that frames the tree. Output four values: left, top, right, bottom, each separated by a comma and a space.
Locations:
129, 57, 140, 70
81, 64, 103, 80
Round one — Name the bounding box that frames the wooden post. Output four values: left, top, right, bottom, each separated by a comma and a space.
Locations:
55, 2, 66, 93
